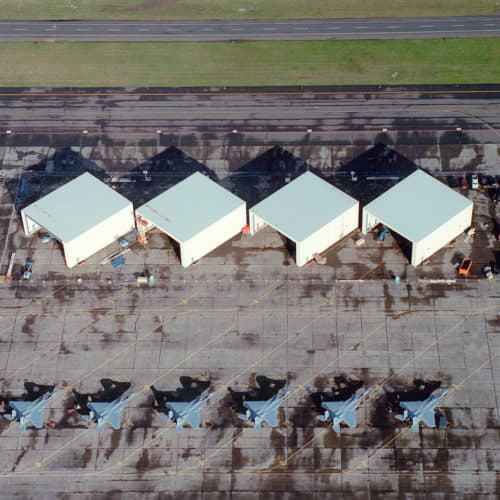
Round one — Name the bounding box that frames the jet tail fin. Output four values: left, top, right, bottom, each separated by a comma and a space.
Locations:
411, 417, 420, 433
333, 417, 341, 433
19, 417, 27, 432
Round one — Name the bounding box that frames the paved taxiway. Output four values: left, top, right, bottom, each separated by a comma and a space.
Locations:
0, 87, 499, 144
0, 16, 499, 41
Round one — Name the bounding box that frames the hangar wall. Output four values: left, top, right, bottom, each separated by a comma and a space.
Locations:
297, 203, 359, 266
361, 209, 380, 235
181, 203, 247, 267
411, 204, 473, 266
21, 212, 42, 236
249, 211, 267, 235
63, 204, 135, 268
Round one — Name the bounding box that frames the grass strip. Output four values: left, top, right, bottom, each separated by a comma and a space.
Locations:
0, 39, 498, 87
1, 0, 497, 20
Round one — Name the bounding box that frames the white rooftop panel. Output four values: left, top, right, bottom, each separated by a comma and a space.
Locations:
364, 170, 472, 242
22, 172, 131, 242
136, 172, 245, 242
251, 171, 358, 242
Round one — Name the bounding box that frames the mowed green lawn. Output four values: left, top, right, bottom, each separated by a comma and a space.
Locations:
1, 0, 497, 20
0, 39, 498, 87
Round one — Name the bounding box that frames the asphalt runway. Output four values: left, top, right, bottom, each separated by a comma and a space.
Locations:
0, 16, 499, 41
0, 87, 500, 145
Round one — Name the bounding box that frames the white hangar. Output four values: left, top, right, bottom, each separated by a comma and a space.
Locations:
21, 172, 135, 268
135, 172, 246, 267
249, 171, 359, 267
361, 169, 473, 266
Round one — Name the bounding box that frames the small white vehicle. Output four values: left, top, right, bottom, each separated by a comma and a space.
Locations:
471, 174, 479, 189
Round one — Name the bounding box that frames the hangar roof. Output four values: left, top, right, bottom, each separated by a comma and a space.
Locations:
363, 169, 472, 242
136, 172, 245, 243
22, 172, 132, 242
250, 171, 358, 242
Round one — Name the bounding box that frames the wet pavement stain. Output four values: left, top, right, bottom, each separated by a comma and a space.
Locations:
126, 404, 155, 446
80, 448, 92, 469
135, 448, 149, 476
213, 393, 238, 443
104, 429, 121, 460
59, 341, 72, 354
11, 448, 27, 472
21, 315, 36, 336
269, 428, 286, 466
287, 395, 314, 449
383, 283, 394, 311
241, 331, 259, 346
231, 447, 248, 470
313, 374, 330, 392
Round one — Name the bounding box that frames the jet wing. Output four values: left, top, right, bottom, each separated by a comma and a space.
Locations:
108, 410, 122, 430
399, 401, 421, 415
166, 402, 189, 417
321, 401, 344, 414
87, 402, 109, 418
244, 401, 265, 414
30, 409, 44, 429
420, 410, 437, 428
8, 401, 31, 415
185, 410, 200, 429
341, 409, 357, 428
262, 410, 278, 428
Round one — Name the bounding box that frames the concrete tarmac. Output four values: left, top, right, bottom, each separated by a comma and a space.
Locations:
0, 16, 499, 41
0, 87, 499, 144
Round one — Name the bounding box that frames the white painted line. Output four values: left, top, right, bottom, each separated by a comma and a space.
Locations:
107, 28, 121, 31
387, 25, 400, 28
138, 28, 150, 32
452, 24, 465, 27
76, 28, 90, 31
231, 28, 245, 31
262, 28, 276, 31
419, 25, 433, 28
355, 26, 369, 29
294, 27, 310, 30
14, 28, 27, 31
483, 23, 496, 26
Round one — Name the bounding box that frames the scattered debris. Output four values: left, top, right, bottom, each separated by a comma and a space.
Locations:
458, 257, 472, 276
23, 258, 34, 280
39, 234, 52, 244
313, 253, 327, 265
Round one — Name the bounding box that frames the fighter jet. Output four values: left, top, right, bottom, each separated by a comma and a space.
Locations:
394, 389, 449, 432
162, 390, 213, 432
151, 378, 212, 432
3, 383, 57, 432
71, 379, 133, 432
238, 388, 292, 430
81, 391, 134, 432
317, 388, 372, 433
